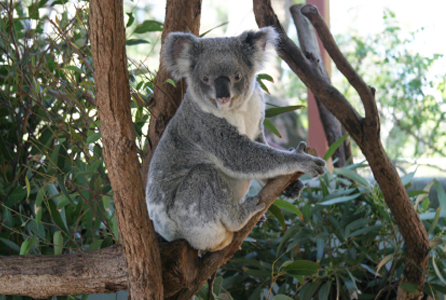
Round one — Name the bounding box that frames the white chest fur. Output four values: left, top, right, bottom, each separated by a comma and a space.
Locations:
209, 90, 265, 140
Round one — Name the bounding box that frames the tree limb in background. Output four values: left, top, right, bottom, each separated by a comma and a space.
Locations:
290, 4, 349, 167
90, 1, 163, 299
253, 1, 429, 299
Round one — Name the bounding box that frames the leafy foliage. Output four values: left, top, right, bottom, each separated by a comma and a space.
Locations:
200, 159, 446, 300
335, 10, 446, 161
0, 0, 158, 259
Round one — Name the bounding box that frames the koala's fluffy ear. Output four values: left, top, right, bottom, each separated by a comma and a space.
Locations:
239, 27, 279, 72
162, 32, 199, 81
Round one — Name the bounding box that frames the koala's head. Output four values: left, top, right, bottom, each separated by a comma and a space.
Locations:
162, 27, 278, 111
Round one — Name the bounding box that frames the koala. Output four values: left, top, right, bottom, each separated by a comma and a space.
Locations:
146, 27, 326, 252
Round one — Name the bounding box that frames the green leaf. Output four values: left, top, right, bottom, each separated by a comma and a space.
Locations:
401, 171, 416, 186
324, 133, 349, 161
166, 78, 176, 87
66, 65, 83, 74
432, 255, 446, 285
47, 199, 68, 233
25, 175, 31, 199
20, 237, 37, 255
318, 193, 362, 205
273, 295, 294, 300
268, 204, 286, 232
53, 231, 64, 255
415, 179, 435, 210
334, 168, 371, 188
86, 132, 101, 144
126, 12, 135, 27
427, 207, 440, 235
316, 238, 324, 261
87, 239, 104, 252
376, 254, 393, 276
399, 282, 420, 294
265, 105, 305, 118
126, 39, 150, 46
318, 282, 331, 300
257, 73, 274, 82
0, 237, 20, 253
134, 20, 163, 33
283, 260, 320, 275
28, 4, 39, 19
263, 118, 281, 137
257, 78, 270, 94
434, 179, 446, 215
5, 185, 27, 206
348, 224, 382, 238
274, 199, 303, 220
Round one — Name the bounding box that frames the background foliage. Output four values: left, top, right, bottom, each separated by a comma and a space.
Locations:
0, 1, 445, 300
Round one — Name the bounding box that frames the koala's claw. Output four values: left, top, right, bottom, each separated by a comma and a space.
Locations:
283, 179, 305, 199
296, 141, 307, 153
307, 157, 326, 177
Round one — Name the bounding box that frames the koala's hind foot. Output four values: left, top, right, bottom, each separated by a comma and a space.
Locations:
283, 178, 305, 199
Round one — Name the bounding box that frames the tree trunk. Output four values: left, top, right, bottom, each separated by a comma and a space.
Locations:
141, 0, 202, 186
253, 1, 429, 299
90, 1, 163, 299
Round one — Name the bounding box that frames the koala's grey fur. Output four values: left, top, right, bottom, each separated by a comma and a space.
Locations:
146, 27, 326, 252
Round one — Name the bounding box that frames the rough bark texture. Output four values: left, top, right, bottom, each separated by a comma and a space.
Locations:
0, 241, 199, 299
253, 1, 429, 299
0, 245, 127, 298
90, 1, 163, 299
290, 4, 348, 167
141, 0, 202, 186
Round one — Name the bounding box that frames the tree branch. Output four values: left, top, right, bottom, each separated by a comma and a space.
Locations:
0, 241, 200, 299
253, 1, 429, 298
290, 4, 347, 167
300, 4, 379, 127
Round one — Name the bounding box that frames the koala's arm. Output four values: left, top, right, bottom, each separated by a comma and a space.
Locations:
205, 123, 325, 180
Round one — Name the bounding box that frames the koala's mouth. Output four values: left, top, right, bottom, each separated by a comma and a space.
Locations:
216, 96, 231, 105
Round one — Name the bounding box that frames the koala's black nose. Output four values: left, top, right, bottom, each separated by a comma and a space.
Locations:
214, 76, 231, 98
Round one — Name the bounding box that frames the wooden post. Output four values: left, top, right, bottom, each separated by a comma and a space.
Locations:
306, 0, 331, 161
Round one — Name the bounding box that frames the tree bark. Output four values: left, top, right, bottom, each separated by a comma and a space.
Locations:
141, 0, 202, 186
0, 241, 200, 299
90, 1, 163, 299
253, 1, 429, 299
290, 4, 349, 167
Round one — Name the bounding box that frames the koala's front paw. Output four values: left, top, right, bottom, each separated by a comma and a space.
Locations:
293, 141, 326, 178
283, 179, 305, 199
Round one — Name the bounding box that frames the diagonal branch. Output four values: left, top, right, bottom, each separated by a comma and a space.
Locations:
253, 0, 364, 142
253, 1, 429, 299
300, 4, 379, 126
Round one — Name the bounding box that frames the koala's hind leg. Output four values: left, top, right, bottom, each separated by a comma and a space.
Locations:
172, 165, 242, 251
220, 195, 265, 232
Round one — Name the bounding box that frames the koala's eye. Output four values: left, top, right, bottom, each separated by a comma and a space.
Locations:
235, 73, 242, 81
202, 76, 210, 83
